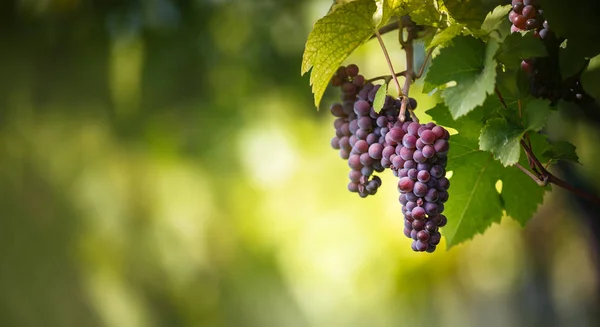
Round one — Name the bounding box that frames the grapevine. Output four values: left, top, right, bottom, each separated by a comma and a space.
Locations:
302, 0, 600, 252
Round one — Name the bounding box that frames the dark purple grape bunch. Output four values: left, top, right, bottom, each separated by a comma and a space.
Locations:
509, 0, 553, 74
509, 0, 548, 36
391, 121, 450, 252
330, 65, 388, 197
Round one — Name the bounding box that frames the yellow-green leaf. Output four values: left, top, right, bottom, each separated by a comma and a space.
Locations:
302, 0, 377, 108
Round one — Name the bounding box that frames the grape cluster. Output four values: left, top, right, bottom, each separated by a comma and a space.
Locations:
329, 65, 451, 252
384, 121, 450, 252
508, 1, 588, 103
509, 0, 548, 37
330, 65, 393, 197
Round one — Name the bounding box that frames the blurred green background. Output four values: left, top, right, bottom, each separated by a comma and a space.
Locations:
1, 0, 599, 326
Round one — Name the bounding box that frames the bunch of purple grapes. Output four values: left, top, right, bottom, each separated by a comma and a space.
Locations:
509, 0, 552, 73
382, 121, 450, 252
329, 64, 451, 252
508, 0, 587, 102
330, 64, 392, 197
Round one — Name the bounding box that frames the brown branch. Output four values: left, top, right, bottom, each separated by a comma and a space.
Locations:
515, 163, 549, 186
365, 71, 407, 85
399, 18, 417, 122
495, 87, 508, 109
374, 30, 404, 98
519, 139, 600, 204
413, 48, 433, 79
369, 22, 400, 40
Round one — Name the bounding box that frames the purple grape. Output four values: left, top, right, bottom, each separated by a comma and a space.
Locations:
368, 143, 383, 159
399, 194, 408, 205
420, 130, 436, 144
417, 230, 430, 242
404, 160, 416, 170
408, 168, 418, 180
400, 147, 415, 161
398, 168, 408, 178
348, 182, 359, 192
402, 134, 417, 149
407, 122, 420, 136
413, 150, 427, 163
424, 202, 439, 216
354, 100, 371, 116
430, 165, 445, 179
349, 169, 362, 182
412, 206, 426, 220
359, 152, 374, 166
437, 177, 450, 190
331, 137, 340, 149
354, 140, 369, 153
422, 145, 435, 158
425, 220, 438, 233
413, 182, 428, 197
357, 116, 372, 130
348, 154, 362, 170
417, 170, 430, 183
398, 177, 414, 193
425, 188, 439, 202
412, 219, 425, 231
366, 133, 378, 145
383, 145, 396, 159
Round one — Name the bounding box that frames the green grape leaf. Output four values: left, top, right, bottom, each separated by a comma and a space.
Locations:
383, 0, 442, 27
301, 0, 377, 108
427, 102, 486, 141
581, 54, 600, 100
426, 23, 465, 50
425, 36, 498, 119
444, 0, 504, 29
479, 118, 525, 166
495, 32, 547, 69
524, 98, 551, 131
442, 135, 504, 247
480, 4, 512, 34
500, 148, 548, 225
542, 141, 580, 164
373, 83, 388, 112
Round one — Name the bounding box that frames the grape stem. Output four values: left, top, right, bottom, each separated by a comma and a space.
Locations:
399, 17, 418, 122
365, 71, 407, 84
369, 22, 399, 40
519, 139, 600, 204
374, 30, 404, 99
413, 48, 433, 79
494, 87, 600, 204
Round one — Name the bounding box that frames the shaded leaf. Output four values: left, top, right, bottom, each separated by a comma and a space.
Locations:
426, 36, 498, 118
479, 118, 525, 166
495, 32, 547, 69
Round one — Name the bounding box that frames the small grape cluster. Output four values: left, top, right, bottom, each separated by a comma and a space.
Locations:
330, 64, 391, 197
328, 64, 451, 252
509, 0, 553, 74
509, 0, 548, 38
508, 0, 588, 103
383, 121, 450, 252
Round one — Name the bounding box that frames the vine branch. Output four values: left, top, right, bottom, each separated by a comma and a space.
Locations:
365, 71, 407, 85
494, 87, 600, 204
398, 17, 418, 122
369, 22, 400, 40
374, 30, 404, 99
